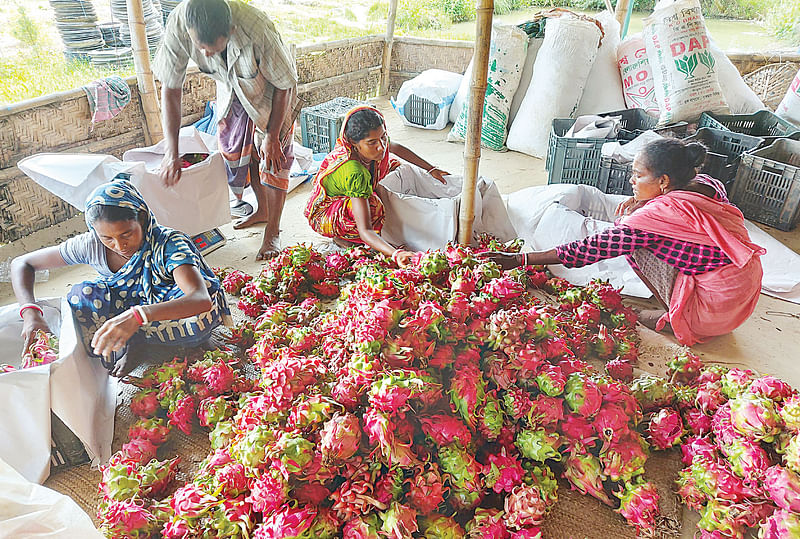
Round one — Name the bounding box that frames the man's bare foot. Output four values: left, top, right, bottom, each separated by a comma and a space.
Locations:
110, 344, 145, 378
256, 234, 281, 261
637, 309, 667, 330
233, 209, 268, 230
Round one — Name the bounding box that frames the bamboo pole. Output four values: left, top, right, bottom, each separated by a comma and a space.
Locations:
379, 0, 399, 95
458, 0, 493, 245
127, 0, 163, 145
614, 0, 631, 35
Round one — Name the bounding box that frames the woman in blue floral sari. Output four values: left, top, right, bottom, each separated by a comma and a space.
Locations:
11, 180, 231, 377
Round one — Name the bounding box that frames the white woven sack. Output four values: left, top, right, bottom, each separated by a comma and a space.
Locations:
776, 68, 800, 127
450, 60, 472, 124
710, 39, 764, 114
506, 15, 601, 158
448, 23, 528, 151
643, 0, 728, 125
576, 11, 625, 115
617, 33, 660, 116
509, 37, 544, 126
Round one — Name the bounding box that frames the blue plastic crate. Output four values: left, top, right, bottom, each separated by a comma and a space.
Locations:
299, 97, 367, 153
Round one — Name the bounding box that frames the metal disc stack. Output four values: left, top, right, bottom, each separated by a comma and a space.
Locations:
111, 0, 163, 54
50, 0, 104, 61
160, 0, 183, 26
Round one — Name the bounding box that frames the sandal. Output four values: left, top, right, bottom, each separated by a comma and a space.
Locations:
230, 200, 254, 218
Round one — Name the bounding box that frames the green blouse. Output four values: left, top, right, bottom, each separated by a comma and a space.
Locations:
322, 160, 373, 198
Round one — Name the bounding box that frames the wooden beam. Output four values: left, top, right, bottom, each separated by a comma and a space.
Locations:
127, 0, 163, 145
458, 0, 493, 245
380, 0, 399, 96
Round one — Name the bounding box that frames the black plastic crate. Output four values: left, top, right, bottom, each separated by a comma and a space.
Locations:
403, 94, 444, 128
698, 110, 800, 146
730, 138, 800, 231
546, 109, 657, 189
598, 157, 634, 196
300, 97, 367, 153
51, 412, 89, 471
686, 127, 764, 186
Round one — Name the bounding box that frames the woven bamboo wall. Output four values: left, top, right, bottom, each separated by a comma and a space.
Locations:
729, 52, 800, 76
388, 37, 474, 95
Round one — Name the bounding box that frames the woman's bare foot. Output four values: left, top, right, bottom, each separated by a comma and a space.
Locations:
233, 208, 268, 230
110, 343, 145, 378
255, 234, 281, 261
637, 309, 667, 330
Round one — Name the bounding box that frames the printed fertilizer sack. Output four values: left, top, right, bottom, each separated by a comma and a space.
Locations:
447, 23, 528, 151
506, 14, 602, 158
617, 34, 660, 116
577, 11, 625, 115
643, 0, 728, 125
776, 67, 800, 127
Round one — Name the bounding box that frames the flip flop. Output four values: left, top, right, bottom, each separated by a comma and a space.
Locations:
230, 200, 254, 218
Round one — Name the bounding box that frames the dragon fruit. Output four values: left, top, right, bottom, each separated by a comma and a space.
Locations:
510, 529, 542, 539
502, 386, 533, 421
21, 330, 59, 369
614, 480, 660, 535
197, 396, 233, 428
362, 408, 417, 467
319, 412, 361, 465
465, 507, 509, 539
563, 374, 602, 418
167, 394, 195, 436
477, 390, 505, 441
712, 403, 745, 447
287, 394, 338, 430
482, 448, 524, 494
202, 360, 236, 394
696, 498, 751, 539
683, 407, 713, 435
598, 432, 649, 482
666, 349, 704, 385
118, 437, 157, 465
647, 407, 685, 450
246, 471, 288, 513
604, 359, 634, 382
758, 510, 800, 539
419, 414, 472, 447
331, 466, 387, 522
593, 403, 631, 446
629, 374, 676, 411
254, 505, 317, 539
764, 465, 800, 513
274, 431, 315, 475
98, 499, 156, 538
380, 501, 418, 539
686, 457, 755, 503
233, 425, 274, 468
438, 444, 483, 494
534, 364, 566, 397
343, 514, 382, 539
783, 433, 800, 474
222, 270, 252, 295
504, 484, 547, 530
128, 417, 171, 446
515, 428, 562, 462
729, 393, 783, 442
676, 465, 709, 511
139, 456, 180, 497
420, 515, 465, 539
448, 362, 486, 428
750, 376, 796, 402
780, 395, 800, 433
563, 449, 612, 505
405, 463, 445, 514
130, 389, 160, 418
720, 368, 756, 398
681, 436, 718, 466
170, 483, 217, 519
720, 438, 772, 482
559, 414, 597, 448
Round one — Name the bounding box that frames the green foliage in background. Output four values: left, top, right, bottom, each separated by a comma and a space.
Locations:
765, 0, 800, 45
11, 6, 43, 48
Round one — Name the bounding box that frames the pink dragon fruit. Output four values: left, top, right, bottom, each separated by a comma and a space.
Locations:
712, 403, 746, 447
559, 414, 597, 448
502, 386, 533, 421
599, 432, 649, 483
630, 374, 676, 412
202, 360, 235, 395
510, 529, 542, 539
380, 501, 418, 539
118, 437, 157, 465
197, 396, 233, 428
343, 514, 382, 539
287, 394, 338, 430
686, 457, 756, 503
758, 510, 800, 539
681, 436, 718, 466
749, 376, 796, 402
696, 498, 753, 539
138, 456, 180, 497
605, 358, 634, 382
273, 431, 315, 476
448, 362, 486, 428
695, 381, 728, 416
420, 515, 466, 538
214, 462, 248, 497
515, 427, 562, 462
466, 507, 509, 539
319, 412, 361, 465
783, 433, 800, 474
676, 465, 708, 511
593, 403, 631, 446
170, 483, 217, 519
253, 505, 317, 539
720, 438, 772, 483
362, 408, 418, 467
222, 270, 252, 295
331, 465, 387, 522
482, 448, 524, 494
563, 448, 612, 505
729, 393, 783, 442
720, 368, 756, 398
245, 471, 288, 513
614, 480, 660, 535
647, 407, 685, 450
764, 465, 800, 513
128, 417, 170, 446
419, 414, 472, 447
534, 364, 566, 397
527, 395, 564, 427
780, 395, 800, 433
167, 394, 195, 436
437, 443, 483, 494
683, 407, 713, 435
130, 389, 160, 418
405, 463, 446, 515
666, 349, 704, 385
564, 374, 602, 418
98, 499, 156, 538
504, 485, 547, 530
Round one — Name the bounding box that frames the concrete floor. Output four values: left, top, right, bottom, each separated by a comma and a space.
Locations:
1, 96, 799, 393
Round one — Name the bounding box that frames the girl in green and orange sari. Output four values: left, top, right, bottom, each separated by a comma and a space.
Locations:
304, 106, 448, 267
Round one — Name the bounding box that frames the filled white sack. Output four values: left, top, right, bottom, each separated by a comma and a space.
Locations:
508, 37, 544, 126
506, 14, 602, 158
776, 67, 800, 127
617, 33, 660, 116
391, 69, 463, 130
710, 38, 765, 114
643, 0, 728, 125
449, 60, 473, 124
576, 11, 625, 115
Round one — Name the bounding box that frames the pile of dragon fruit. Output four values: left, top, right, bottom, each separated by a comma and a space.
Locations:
94, 242, 800, 539
1, 329, 59, 372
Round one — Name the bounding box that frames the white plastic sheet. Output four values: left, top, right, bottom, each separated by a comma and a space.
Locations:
0, 456, 102, 538
0, 299, 116, 484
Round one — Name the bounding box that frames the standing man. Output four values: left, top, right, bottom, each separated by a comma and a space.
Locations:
154, 0, 300, 260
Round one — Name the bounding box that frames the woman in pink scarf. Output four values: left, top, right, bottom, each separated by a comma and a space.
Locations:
484, 139, 765, 346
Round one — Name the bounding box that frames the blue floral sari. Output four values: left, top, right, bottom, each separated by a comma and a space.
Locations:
67, 181, 232, 368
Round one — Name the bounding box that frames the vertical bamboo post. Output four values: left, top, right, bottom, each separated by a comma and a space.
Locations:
614, 0, 631, 35
458, 0, 493, 245
127, 0, 163, 144
380, 0, 399, 95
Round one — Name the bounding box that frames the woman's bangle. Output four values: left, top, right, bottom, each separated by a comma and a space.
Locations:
517, 253, 527, 266
130, 307, 144, 326
19, 303, 44, 319
391, 248, 402, 264
427, 166, 438, 173
137, 305, 150, 324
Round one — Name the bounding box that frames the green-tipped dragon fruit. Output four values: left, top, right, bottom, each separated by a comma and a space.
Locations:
503, 386, 533, 421
780, 395, 800, 433
720, 368, 756, 398
504, 484, 548, 530
465, 507, 508, 538
438, 443, 483, 494
319, 412, 362, 465
729, 393, 783, 442
380, 501, 418, 539
287, 394, 339, 430
486, 308, 528, 351
563, 449, 612, 506
233, 425, 275, 469
449, 363, 486, 428
666, 349, 705, 384
764, 465, 800, 513
758, 509, 800, 539
534, 364, 566, 397
614, 480, 660, 536
526, 464, 559, 507
647, 407, 685, 450
630, 374, 676, 412
479, 390, 505, 441
343, 514, 382, 539
564, 374, 602, 418
482, 447, 525, 494
719, 437, 772, 482
420, 515, 466, 539
599, 432, 649, 483
515, 427, 562, 462
404, 462, 446, 515
273, 431, 315, 475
